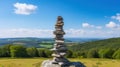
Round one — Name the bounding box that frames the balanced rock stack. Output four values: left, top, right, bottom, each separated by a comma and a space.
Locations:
41, 16, 86, 67
51, 16, 69, 65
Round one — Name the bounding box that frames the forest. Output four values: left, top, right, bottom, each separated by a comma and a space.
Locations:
0, 37, 120, 59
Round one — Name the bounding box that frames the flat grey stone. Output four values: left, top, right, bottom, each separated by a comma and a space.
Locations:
41, 60, 86, 67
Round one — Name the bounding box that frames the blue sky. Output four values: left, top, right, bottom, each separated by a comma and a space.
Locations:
0, 0, 120, 38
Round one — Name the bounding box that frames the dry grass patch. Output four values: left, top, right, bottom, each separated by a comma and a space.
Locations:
0, 58, 120, 67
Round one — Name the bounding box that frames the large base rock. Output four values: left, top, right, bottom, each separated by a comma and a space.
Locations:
41, 60, 86, 67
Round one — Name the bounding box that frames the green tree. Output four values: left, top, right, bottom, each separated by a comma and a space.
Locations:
0, 45, 12, 57
72, 51, 86, 58
112, 48, 120, 59
72, 52, 78, 58
37, 49, 47, 57
0, 48, 4, 57
44, 49, 52, 58
10, 45, 27, 58
26, 47, 38, 57
98, 49, 104, 58
98, 48, 114, 58
87, 49, 99, 58
66, 50, 73, 58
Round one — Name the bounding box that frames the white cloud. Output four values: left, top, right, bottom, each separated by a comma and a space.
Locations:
0, 28, 120, 38
0, 28, 86, 38
82, 23, 102, 29
65, 28, 120, 38
96, 26, 102, 29
82, 23, 94, 28
13, 2, 37, 15
106, 21, 117, 28
65, 29, 85, 37
111, 13, 120, 22
0, 29, 53, 38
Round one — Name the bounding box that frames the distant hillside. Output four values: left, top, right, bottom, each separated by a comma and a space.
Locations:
69, 37, 120, 51
0, 38, 54, 48
65, 38, 102, 43
0, 37, 101, 48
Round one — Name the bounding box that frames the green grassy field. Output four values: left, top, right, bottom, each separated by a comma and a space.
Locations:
0, 58, 120, 67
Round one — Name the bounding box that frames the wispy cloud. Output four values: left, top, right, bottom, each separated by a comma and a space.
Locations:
0, 28, 120, 38
0, 29, 53, 38
82, 23, 94, 28
82, 23, 102, 29
106, 21, 117, 28
111, 13, 120, 22
66, 28, 120, 38
96, 26, 102, 29
65, 29, 85, 37
13, 2, 37, 15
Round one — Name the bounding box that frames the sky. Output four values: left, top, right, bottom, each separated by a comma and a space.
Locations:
0, 0, 120, 38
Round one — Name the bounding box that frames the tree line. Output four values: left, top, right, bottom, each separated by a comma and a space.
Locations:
68, 37, 120, 59
0, 44, 120, 59
71, 48, 120, 59
0, 44, 73, 58
0, 44, 52, 58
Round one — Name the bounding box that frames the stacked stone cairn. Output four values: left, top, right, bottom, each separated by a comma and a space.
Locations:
41, 16, 86, 67
51, 16, 69, 65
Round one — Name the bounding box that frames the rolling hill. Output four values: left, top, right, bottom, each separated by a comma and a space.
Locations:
0, 37, 101, 48
0, 38, 54, 47
69, 37, 120, 51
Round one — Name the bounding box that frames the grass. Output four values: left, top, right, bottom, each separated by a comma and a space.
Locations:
40, 44, 52, 48
0, 58, 120, 67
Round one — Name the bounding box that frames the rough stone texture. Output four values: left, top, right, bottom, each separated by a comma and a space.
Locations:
51, 16, 69, 65
41, 60, 86, 67
41, 16, 86, 67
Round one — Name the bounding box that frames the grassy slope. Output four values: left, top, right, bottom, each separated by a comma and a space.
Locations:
69, 37, 120, 51
0, 58, 120, 67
